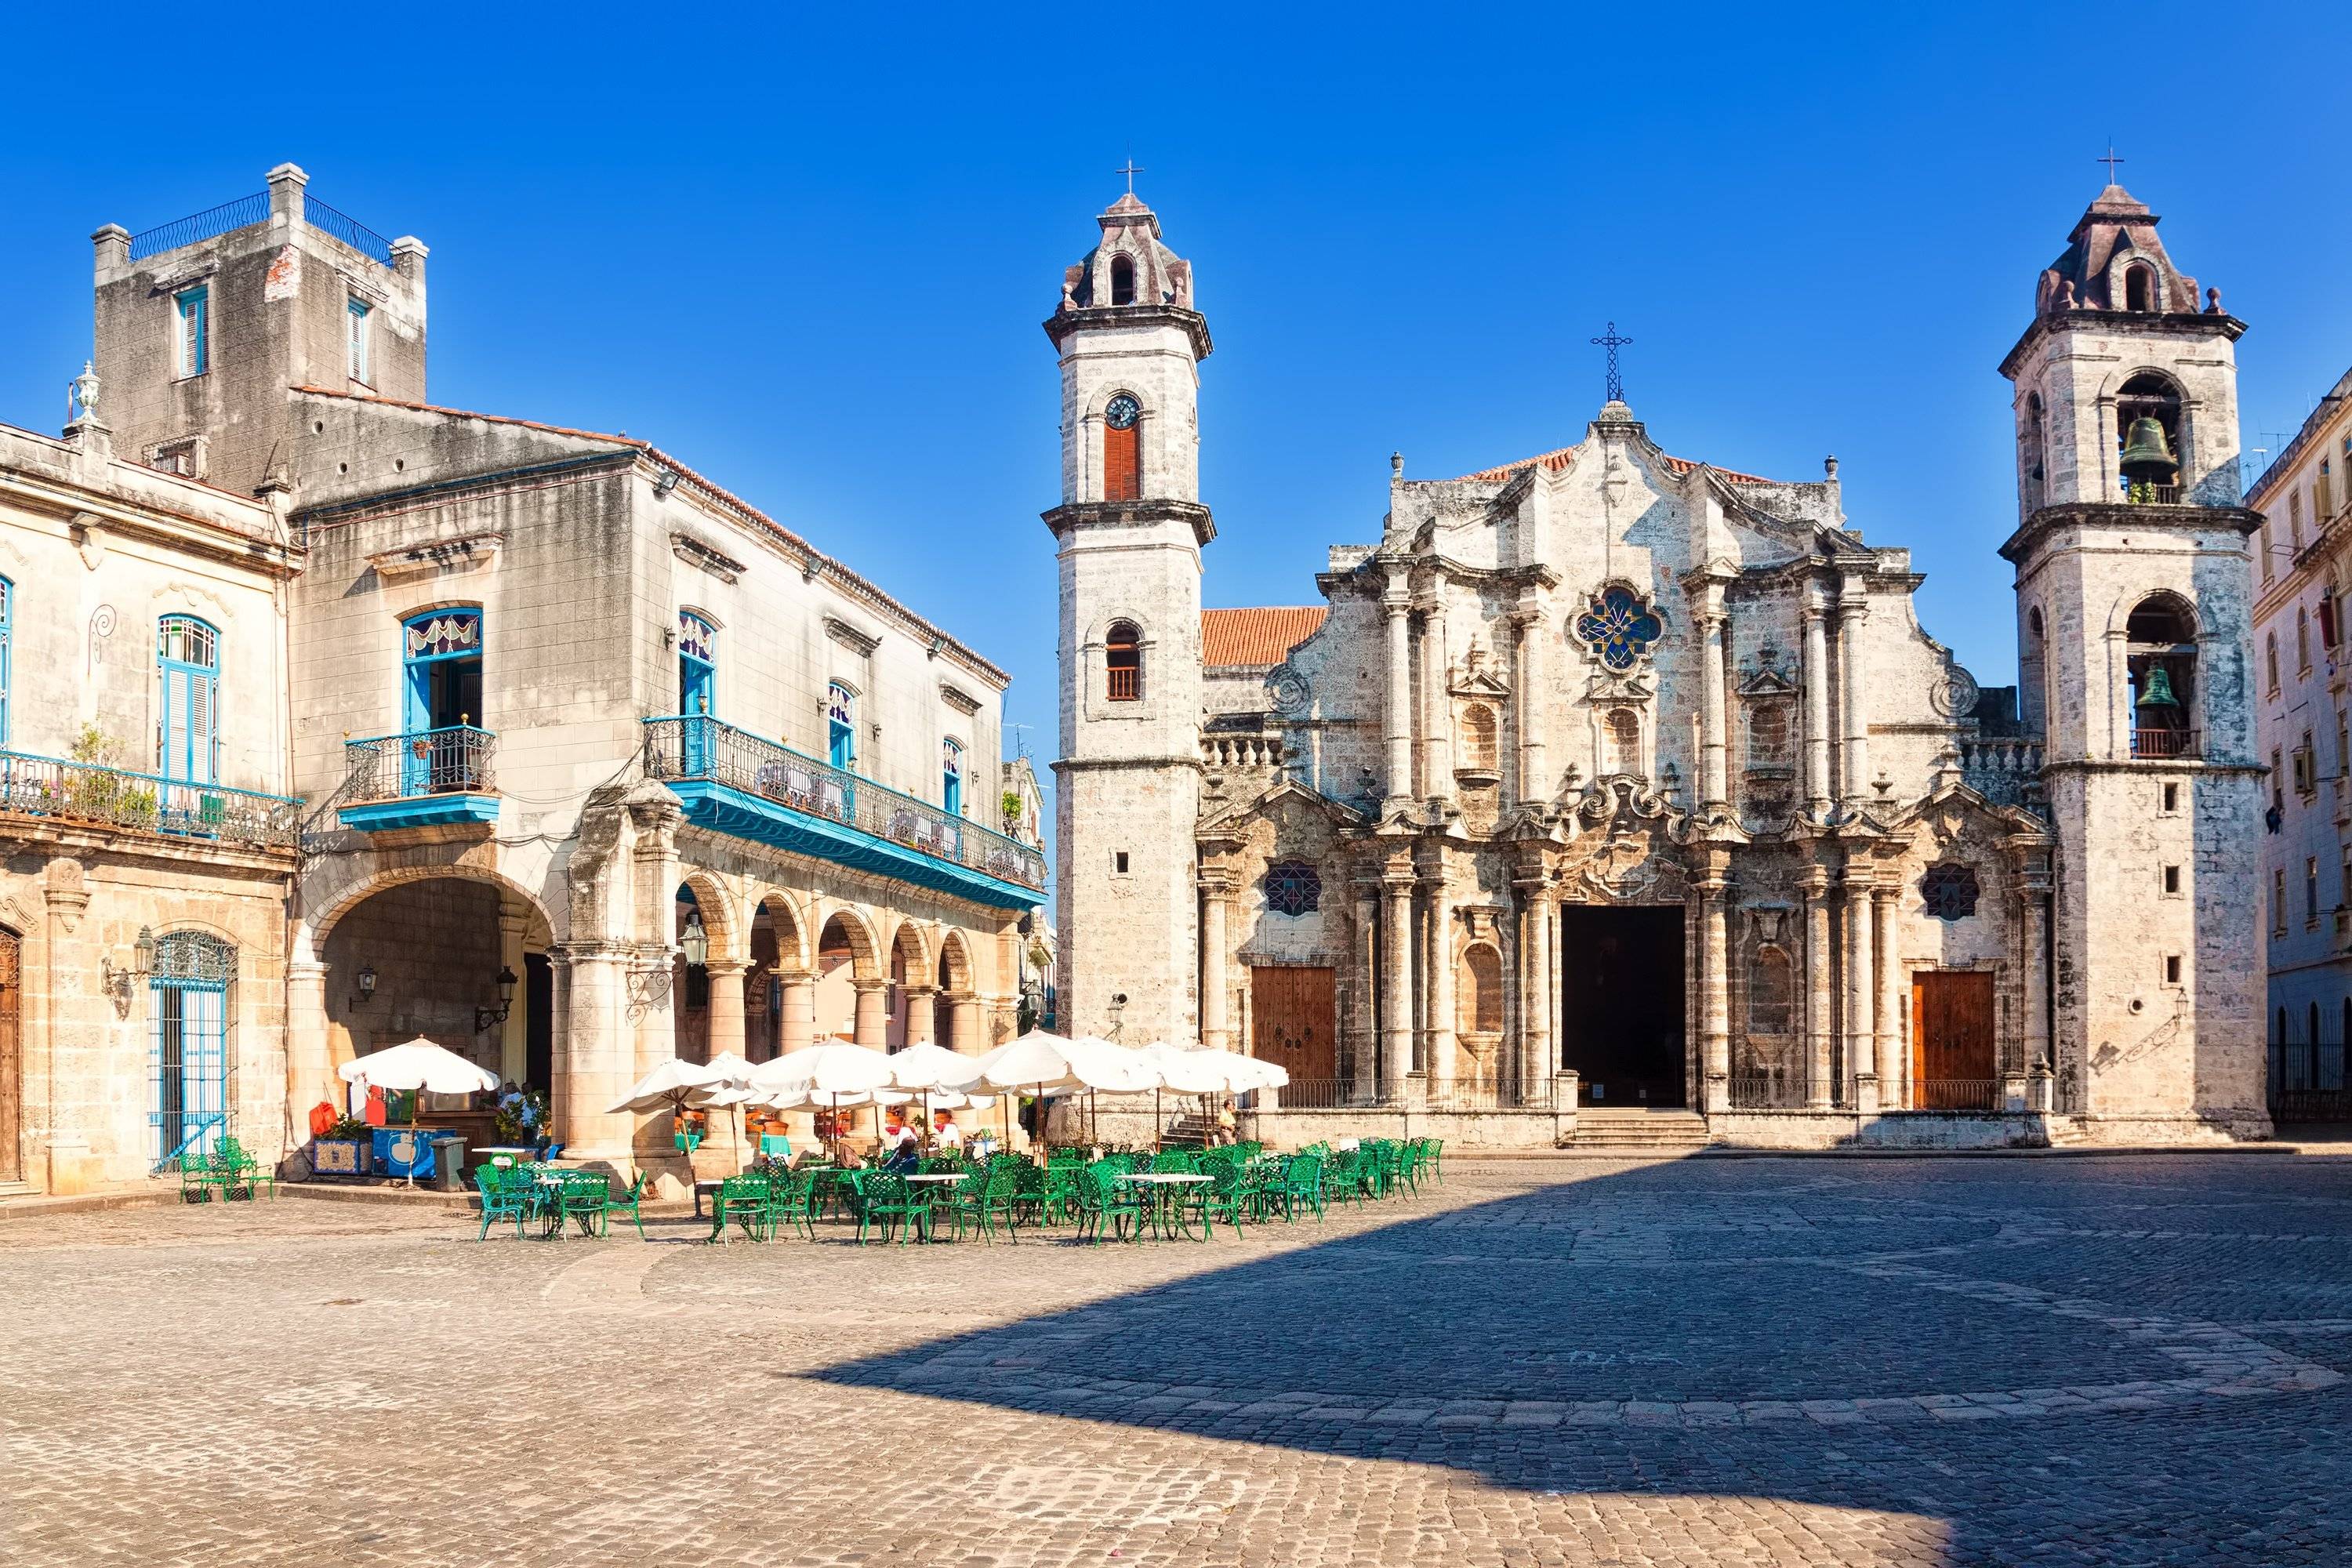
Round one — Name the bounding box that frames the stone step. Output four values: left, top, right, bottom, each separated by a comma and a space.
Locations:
1571, 1110, 1713, 1148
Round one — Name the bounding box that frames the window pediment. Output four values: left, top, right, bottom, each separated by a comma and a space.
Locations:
824, 616, 880, 658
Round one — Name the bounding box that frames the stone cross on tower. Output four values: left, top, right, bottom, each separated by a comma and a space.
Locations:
1116, 158, 1144, 194
1591, 321, 1633, 404
2098, 143, 2125, 184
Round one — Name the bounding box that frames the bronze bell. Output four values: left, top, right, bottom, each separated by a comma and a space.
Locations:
2119, 416, 2179, 483
2136, 663, 2180, 710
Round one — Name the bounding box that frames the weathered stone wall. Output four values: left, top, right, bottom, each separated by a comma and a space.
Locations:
321, 877, 506, 1074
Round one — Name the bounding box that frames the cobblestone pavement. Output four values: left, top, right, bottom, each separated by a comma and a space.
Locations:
6, 1155, 2351, 1567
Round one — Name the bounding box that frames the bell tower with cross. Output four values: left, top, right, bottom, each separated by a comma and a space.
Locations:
1043, 180, 1215, 1049
1994, 165, 2271, 1136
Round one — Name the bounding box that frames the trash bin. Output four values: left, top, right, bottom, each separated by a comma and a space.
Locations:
428, 1135, 466, 1192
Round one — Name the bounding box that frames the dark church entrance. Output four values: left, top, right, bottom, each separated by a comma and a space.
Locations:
1559, 905, 1686, 1109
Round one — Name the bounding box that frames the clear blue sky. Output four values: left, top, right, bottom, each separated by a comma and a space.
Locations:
3, 3, 2347, 816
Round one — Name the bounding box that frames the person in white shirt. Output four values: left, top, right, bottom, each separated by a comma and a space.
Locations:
932, 1109, 964, 1152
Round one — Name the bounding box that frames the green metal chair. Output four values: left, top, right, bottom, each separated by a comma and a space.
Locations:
1279, 1153, 1327, 1222
710, 1174, 771, 1243
473, 1166, 531, 1240
1181, 1160, 1247, 1240
1075, 1163, 1145, 1245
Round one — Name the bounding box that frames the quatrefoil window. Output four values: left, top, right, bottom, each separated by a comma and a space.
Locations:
1573, 586, 1664, 672
1265, 861, 1322, 917
1921, 862, 1980, 921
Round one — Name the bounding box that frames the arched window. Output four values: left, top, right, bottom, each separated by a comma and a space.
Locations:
2125, 263, 2155, 313
1460, 704, 1498, 771
2022, 392, 2046, 511
156, 615, 219, 786
1105, 621, 1142, 702
826, 683, 856, 771
1109, 252, 1135, 307
941, 737, 964, 816
2268, 632, 2281, 694
1102, 393, 1142, 502
1749, 947, 1793, 1036
677, 611, 716, 715
149, 930, 234, 1168
2126, 594, 2197, 757
2299, 607, 2312, 672
1604, 707, 1641, 775
1459, 943, 1503, 1035
2116, 372, 2185, 498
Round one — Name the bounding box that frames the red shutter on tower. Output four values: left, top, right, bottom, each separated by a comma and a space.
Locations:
1103, 423, 1141, 502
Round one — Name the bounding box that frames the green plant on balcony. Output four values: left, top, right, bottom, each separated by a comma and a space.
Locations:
63, 724, 158, 828
1001, 789, 1023, 831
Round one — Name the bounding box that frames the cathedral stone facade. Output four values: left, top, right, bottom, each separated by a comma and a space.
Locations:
1051, 183, 2271, 1146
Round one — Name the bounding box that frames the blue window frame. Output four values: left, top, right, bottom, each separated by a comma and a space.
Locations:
347, 296, 372, 383
155, 615, 218, 786
0, 575, 12, 746
827, 683, 856, 771
678, 612, 717, 715
402, 608, 484, 793
149, 931, 233, 1169
175, 286, 209, 378
942, 738, 964, 817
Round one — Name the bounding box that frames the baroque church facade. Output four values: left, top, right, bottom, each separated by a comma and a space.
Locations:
1051, 183, 2270, 1145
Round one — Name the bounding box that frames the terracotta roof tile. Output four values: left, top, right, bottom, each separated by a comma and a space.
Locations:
1454, 445, 1772, 485
1202, 606, 1327, 667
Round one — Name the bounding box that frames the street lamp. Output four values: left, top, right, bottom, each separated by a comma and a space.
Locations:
474, 965, 519, 1033
101, 925, 158, 1014
679, 911, 710, 968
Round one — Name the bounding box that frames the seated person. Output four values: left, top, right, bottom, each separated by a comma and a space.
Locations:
879, 1110, 921, 1171
931, 1109, 964, 1154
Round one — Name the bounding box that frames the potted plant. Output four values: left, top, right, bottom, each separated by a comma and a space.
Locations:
311, 1115, 374, 1178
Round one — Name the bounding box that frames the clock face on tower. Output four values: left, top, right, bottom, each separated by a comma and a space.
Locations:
1104, 394, 1141, 431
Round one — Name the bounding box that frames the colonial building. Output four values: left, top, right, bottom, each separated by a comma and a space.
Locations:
2249, 361, 2352, 1116
2, 164, 1042, 1193
1051, 181, 2270, 1146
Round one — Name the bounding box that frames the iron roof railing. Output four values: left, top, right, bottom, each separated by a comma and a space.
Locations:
303, 194, 394, 265
127, 192, 268, 260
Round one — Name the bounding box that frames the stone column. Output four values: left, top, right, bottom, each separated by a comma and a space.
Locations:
1699, 866, 1731, 1112
285, 958, 333, 1128
950, 994, 982, 1054
1424, 883, 1457, 1083
1844, 870, 1878, 1112
1200, 871, 1233, 1052
1349, 885, 1378, 1101
553, 943, 636, 1167
779, 973, 815, 1056
1799, 869, 1834, 1109
702, 958, 750, 1165
902, 984, 938, 1047
1420, 596, 1452, 808
1871, 885, 1902, 1111
498, 905, 529, 1086
1515, 870, 1552, 1105
2020, 874, 2052, 1104
1697, 589, 1730, 810
1802, 601, 1833, 817
1381, 874, 1413, 1100
1512, 610, 1549, 806
42, 871, 91, 1193
1383, 568, 1415, 804
1838, 583, 1871, 805
851, 978, 889, 1050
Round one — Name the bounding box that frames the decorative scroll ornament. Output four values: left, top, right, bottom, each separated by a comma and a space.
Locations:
1927, 662, 1980, 720
1573, 586, 1664, 673
1264, 661, 1312, 716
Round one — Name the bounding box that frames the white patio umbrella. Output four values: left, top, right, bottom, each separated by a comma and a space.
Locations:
887, 1041, 997, 1144
338, 1038, 499, 1185
689, 1051, 760, 1159
1130, 1040, 1223, 1149
946, 1031, 1158, 1155
605, 1056, 723, 1116
751, 1041, 899, 1157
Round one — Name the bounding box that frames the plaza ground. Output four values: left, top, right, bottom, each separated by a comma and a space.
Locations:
4, 1154, 2350, 1566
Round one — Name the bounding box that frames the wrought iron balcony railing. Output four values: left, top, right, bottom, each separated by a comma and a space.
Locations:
344, 725, 496, 802
2129, 728, 2201, 760
643, 715, 1046, 891
0, 750, 300, 851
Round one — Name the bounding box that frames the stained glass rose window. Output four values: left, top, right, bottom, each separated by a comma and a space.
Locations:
1921, 862, 1980, 921
1573, 586, 1664, 672
1265, 861, 1322, 917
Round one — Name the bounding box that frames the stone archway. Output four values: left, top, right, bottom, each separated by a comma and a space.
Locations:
937, 927, 982, 1053
746, 892, 811, 1062
813, 906, 884, 1046
886, 921, 935, 1049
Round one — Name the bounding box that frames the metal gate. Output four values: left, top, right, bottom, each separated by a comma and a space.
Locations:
148, 932, 234, 1170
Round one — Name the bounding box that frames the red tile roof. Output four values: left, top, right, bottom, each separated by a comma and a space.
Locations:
1202, 606, 1327, 667
1454, 445, 1773, 485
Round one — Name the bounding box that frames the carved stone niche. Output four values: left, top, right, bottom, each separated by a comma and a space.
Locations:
1457, 782, 1500, 835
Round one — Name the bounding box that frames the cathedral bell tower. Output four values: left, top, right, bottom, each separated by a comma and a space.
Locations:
1998, 177, 2270, 1135
1044, 191, 1214, 1047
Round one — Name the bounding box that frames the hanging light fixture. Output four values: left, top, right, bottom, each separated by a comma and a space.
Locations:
680, 911, 710, 968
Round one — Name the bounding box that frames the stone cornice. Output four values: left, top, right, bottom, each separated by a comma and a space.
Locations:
1999, 501, 2261, 564
1043, 303, 1214, 361
1998, 308, 2247, 380
1042, 499, 1216, 550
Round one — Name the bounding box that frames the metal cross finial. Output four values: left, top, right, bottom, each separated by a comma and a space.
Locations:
1116, 157, 1144, 194
2098, 143, 2125, 185
1590, 321, 1633, 404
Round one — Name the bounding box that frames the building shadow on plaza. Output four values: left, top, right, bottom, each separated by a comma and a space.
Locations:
808, 1156, 2352, 1564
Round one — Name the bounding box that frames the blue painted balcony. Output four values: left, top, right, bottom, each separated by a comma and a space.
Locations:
0, 750, 300, 851
642, 715, 1046, 910
339, 725, 499, 832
